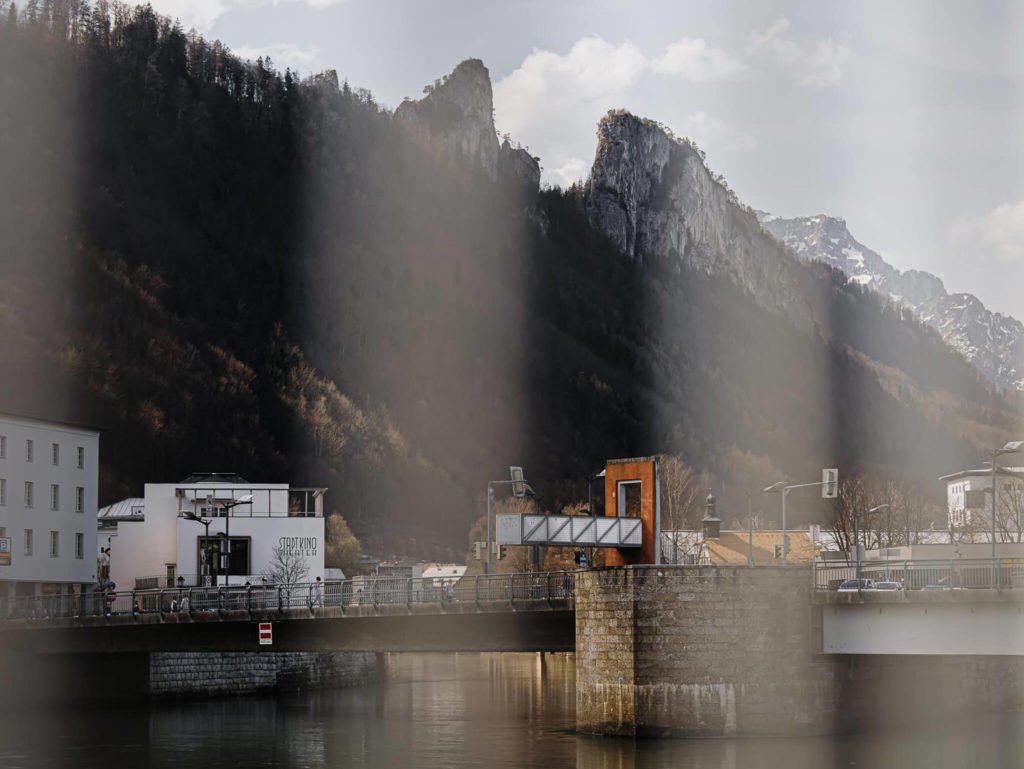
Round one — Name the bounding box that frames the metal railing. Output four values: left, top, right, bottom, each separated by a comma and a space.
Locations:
813, 558, 1024, 591
0, 571, 576, 625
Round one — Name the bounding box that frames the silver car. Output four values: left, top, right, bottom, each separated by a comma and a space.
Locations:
868, 581, 904, 591
837, 579, 873, 592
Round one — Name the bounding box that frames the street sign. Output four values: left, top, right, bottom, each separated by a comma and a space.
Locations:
822, 468, 839, 499
0, 537, 10, 566
258, 622, 273, 646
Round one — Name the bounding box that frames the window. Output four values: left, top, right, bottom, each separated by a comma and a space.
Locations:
617, 480, 642, 517
50, 531, 59, 558
24, 481, 33, 508
77, 446, 84, 469
25, 439, 33, 462
51, 443, 59, 466
50, 484, 59, 511
0, 435, 6, 459
0, 478, 5, 506
23, 529, 32, 556
75, 487, 84, 513
75, 533, 84, 559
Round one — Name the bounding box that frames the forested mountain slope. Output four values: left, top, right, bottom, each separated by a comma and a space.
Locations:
0, 3, 1017, 549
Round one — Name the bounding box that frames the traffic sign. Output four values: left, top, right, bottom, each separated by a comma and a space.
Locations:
0, 537, 10, 566
258, 622, 273, 646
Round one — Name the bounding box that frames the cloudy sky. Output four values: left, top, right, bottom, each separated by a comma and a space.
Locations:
146, 0, 1024, 319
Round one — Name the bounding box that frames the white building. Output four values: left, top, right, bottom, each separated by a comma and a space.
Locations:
0, 413, 101, 601
941, 467, 1024, 532
99, 473, 326, 590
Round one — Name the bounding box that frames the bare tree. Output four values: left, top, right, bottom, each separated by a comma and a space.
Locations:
659, 454, 705, 530
995, 480, 1024, 543
261, 543, 310, 586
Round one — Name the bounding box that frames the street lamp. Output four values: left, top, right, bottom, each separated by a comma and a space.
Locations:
182, 510, 214, 584
746, 485, 783, 567
217, 494, 253, 587
855, 504, 889, 584
763, 481, 789, 562
764, 478, 835, 564
486, 468, 533, 575
991, 441, 1023, 587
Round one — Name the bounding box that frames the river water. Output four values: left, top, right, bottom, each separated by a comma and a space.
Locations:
2, 653, 1023, 768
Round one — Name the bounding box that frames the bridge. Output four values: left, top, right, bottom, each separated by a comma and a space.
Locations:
6, 561, 1024, 737
813, 557, 1024, 655
0, 572, 576, 654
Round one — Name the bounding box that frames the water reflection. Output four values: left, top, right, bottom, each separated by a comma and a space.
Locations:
1, 654, 1023, 769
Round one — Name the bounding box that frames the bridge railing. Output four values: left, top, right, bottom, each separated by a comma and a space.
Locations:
0, 571, 577, 625
813, 558, 1024, 591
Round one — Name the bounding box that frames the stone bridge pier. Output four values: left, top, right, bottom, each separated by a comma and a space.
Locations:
574, 566, 1024, 737
575, 566, 839, 737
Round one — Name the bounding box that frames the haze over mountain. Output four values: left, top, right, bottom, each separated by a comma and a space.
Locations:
1, 4, 1019, 553
762, 214, 1024, 392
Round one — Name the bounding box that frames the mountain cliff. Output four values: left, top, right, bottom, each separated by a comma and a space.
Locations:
1, 8, 1019, 551
396, 59, 540, 191
762, 214, 1024, 391
585, 112, 805, 323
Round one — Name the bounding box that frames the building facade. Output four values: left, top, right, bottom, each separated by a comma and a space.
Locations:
0, 413, 100, 601
941, 467, 1024, 534
100, 474, 326, 590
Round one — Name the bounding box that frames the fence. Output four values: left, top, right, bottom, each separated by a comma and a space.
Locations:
813, 558, 1024, 591
0, 571, 576, 624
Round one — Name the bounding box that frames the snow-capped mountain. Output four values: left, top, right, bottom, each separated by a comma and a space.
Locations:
760, 213, 1024, 391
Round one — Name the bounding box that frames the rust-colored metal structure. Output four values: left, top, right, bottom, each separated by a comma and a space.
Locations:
603, 456, 661, 566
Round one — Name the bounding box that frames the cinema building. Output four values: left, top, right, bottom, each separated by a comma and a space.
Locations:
98, 473, 326, 590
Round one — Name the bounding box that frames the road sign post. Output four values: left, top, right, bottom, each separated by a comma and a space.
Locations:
258, 622, 273, 646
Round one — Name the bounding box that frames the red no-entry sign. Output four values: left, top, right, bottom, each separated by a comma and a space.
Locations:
258, 622, 272, 646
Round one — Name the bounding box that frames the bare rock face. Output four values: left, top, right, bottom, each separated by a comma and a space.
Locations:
585, 110, 806, 322
396, 59, 498, 180
396, 59, 539, 192
499, 138, 541, 193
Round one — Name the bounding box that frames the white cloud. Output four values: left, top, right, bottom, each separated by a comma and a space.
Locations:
952, 201, 1024, 262
146, 0, 348, 32
495, 35, 762, 188
233, 42, 322, 74
651, 37, 747, 82
747, 17, 850, 88
677, 111, 757, 153
494, 36, 648, 188
146, 0, 230, 31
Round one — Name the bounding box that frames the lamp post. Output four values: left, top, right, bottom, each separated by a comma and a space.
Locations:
486, 468, 533, 575
218, 494, 253, 587
855, 504, 888, 584
990, 441, 1023, 588
764, 479, 831, 564
763, 481, 788, 562
182, 510, 213, 584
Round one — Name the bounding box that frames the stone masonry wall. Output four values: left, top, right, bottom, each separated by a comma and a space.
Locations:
576, 566, 840, 737
149, 651, 379, 698
576, 566, 1024, 737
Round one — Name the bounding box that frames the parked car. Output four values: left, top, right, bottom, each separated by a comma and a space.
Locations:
867, 581, 904, 591
837, 579, 873, 592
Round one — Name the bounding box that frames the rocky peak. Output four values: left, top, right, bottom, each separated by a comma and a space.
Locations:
762, 213, 1024, 391
395, 59, 539, 191
585, 110, 804, 320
